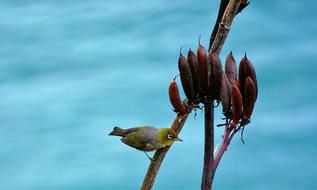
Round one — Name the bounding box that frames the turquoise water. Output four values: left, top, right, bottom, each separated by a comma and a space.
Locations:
1, 0, 317, 189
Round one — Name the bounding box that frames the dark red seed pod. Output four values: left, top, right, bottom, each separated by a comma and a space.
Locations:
220, 71, 231, 117
225, 51, 237, 85
178, 53, 196, 101
231, 81, 243, 128
209, 52, 223, 100
242, 77, 256, 123
169, 79, 187, 115
187, 49, 200, 97
243, 54, 258, 100
238, 55, 246, 97
197, 44, 208, 96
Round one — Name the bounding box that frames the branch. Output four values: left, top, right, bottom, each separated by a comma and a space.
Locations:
201, 101, 214, 190
208, 0, 229, 51
140, 113, 189, 190
209, 0, 248, 51
141, 0, 243, 189
202, 0, 242, 189
211, 126, 237, 181
210, 0, 242, 54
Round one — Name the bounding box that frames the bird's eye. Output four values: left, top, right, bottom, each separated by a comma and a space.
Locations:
167, 134, 173, 140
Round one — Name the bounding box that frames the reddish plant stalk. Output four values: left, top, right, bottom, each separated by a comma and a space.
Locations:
141, 0, 246, 189
211, 125, 238, 181
202, 0, 242, 189
201, 101, 214, 190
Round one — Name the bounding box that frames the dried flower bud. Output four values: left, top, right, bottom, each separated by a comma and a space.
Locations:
220, 71, 231, 117
231, 81, 243, 128
178, 53, 196, 101
243, 54, 258, 100
169, 79, 187, 115
209, 52, 223, 100
187, 49, 201, 97
225, 51, 237, 85
197, 44, 208, 96
242, 77, 256, 123
238, 55, 247, 97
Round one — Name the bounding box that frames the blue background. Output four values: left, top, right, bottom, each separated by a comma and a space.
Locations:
1, 0, 316, 189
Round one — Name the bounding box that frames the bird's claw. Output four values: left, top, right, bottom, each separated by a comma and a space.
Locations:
150, 157, 156, 163
144, 151, 156, 163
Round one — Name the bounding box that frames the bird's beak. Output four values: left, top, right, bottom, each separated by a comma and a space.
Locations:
175, 137, 183, 142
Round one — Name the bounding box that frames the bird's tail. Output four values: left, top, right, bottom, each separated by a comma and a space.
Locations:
108, 126, 126, 137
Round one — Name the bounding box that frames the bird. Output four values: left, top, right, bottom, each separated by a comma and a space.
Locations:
108, 126, 182, 161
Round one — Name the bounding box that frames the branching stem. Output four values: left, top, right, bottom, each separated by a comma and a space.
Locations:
201, 100, 214, 190
140, 0, 246, 189
140, 113, 189, 190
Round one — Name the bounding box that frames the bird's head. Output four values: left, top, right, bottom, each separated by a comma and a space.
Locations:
158, 128, 183, 147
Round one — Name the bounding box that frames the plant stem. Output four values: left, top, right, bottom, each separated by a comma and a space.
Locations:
140, 113, 189, 190
201, 101, 214, 190
204, 0, 242, 189
211, 126, 232, 181
208, 0, 229, 50
210, 0, 242, 54
140, 0, 245, 189
209, 0, 249, 50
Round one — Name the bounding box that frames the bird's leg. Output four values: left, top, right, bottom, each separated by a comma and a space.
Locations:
144, 152, 156, 163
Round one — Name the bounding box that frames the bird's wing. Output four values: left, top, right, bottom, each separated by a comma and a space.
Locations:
124, 126, 156, 134
121, 126, 159, 151
123, 127, 141, 134
121, 133, 147, 150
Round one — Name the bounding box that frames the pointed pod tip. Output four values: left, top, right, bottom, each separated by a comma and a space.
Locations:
173, 74, 180, 81
188, 48, 194, 55
179, 52, 186, 60
226, 51, 236, 63
240, 53, 248, 63
179, 50, 183, 56
197, 44, 206, 55
179, 46, 185, 56
244, 52, 248, 59
198, 34, 202, 45
198, 43, 205, 49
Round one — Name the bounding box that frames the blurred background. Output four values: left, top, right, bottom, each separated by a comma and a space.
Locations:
1, 0, 316, 189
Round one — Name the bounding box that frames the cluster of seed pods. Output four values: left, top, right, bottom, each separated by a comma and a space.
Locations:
168, 43, 258, 128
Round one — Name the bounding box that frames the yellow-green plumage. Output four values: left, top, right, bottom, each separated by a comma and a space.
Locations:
109, 126, 182, 152
156, 128, 175, 148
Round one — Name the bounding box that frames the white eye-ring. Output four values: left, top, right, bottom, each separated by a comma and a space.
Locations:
167, 134, 173, 140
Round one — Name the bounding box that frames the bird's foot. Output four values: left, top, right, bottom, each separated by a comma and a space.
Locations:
149, 157, 156, 164
144, 152, 156, 163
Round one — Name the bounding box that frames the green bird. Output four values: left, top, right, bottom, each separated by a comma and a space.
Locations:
109, 126, 182, 161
